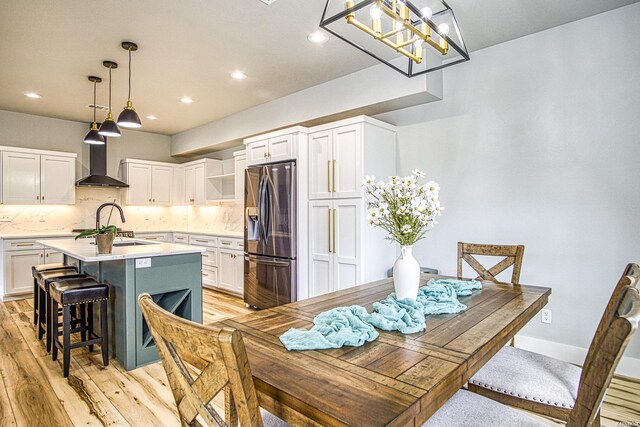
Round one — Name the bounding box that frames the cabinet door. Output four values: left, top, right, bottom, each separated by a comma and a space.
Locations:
151, 165, 173, 205
268, 135, 293, 163
234, 154, 246, 205
246, 140, 268, 166
332, 124, 362, 199
308, 200, 334, 297
193, 164, 206, 205
125, 163, 152, 205
2, 151, 40, 204
41, 155, 75, 204
333, 199, 362, 291
217, 249, 237, 292
44, 248, 63, 264
233, 251, 245, 294
184, 166, 195, 204
308, 130, 333, 200
4, 249, 43, 296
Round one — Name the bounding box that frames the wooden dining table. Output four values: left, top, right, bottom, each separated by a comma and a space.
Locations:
208, 274, 551, 426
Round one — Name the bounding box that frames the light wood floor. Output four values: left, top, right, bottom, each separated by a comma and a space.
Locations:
0, 289, 638, 426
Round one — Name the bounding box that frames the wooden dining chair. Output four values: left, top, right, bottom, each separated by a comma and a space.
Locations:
457, 242, 525, 285
467, 263, 640, 427
138, 293, 288, 427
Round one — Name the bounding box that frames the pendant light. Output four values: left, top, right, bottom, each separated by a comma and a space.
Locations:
98, 60, 121, 137
84, 76, 106, 145
117, 41, 142, 128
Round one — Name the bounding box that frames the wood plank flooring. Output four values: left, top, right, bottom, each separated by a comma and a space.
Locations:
0, 289, 637, 426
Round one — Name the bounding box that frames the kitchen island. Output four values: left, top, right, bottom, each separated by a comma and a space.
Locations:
37, 238, 205, 370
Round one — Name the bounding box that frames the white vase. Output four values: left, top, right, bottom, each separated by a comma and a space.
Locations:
393, 246, 421, 300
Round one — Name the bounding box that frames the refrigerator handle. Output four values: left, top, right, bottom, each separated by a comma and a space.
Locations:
258, 174, 267, 243
264, 175, 272, 242
245, 255, 290, 267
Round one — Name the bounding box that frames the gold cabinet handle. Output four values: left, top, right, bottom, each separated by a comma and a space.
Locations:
148, 198, 152, 202
16, 243, 34, 247
202, 273, 209, 277
332, 160, 336, 193
42, 196, 44, 201
333, 208, 337, 253
328, 208, 332, 253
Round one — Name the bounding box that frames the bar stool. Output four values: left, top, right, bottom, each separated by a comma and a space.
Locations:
32, 263, 75, 327
50, 277, 109, 378
38, 271, 88, 352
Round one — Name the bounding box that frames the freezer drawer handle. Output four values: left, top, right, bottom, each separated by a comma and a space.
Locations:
245, 256, 290, 267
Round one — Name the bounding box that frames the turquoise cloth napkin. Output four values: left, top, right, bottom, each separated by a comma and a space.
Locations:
279, 279, 482, 351
279, 305, 379, 351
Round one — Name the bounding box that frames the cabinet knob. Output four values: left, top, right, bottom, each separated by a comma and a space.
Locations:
149, 198, 152, 202
36, 195, 40, 201
152, 199, 155, 203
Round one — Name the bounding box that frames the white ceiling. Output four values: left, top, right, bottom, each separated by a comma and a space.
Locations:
0, 0, 637, 136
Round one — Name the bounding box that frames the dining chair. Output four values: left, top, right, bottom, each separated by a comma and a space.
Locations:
138, 293, 288, 427
457, 242, 525, 284
467, 263, 640, 427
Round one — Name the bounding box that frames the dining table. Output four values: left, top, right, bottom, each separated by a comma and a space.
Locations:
207, 274, 551, 426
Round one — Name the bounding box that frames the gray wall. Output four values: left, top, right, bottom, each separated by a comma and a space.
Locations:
377, 3, 640, 357
0, 109, 175, 178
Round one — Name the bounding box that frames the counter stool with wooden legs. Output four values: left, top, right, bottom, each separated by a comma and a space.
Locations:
32, 263, 76, 329
49, 277, 109, 378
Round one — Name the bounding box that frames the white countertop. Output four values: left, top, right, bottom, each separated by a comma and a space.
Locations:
0, 229, 243, 240
36, 238, 205, 262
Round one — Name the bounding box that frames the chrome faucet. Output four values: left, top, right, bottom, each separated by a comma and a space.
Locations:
96, 202, 126, 230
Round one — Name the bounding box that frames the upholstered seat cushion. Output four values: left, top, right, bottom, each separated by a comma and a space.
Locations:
260, 408, 290, 427
50, 278, 108, 306
32, 263, 71, 279
469, 345, 582, 409
36, 268, 81, 289
422, 390, 546, 427
41, 273, 88, 292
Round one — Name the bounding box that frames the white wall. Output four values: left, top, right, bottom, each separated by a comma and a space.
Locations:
377, 3, 640, 359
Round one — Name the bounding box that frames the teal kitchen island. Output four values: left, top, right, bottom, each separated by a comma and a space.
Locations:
37, 238, 205, 370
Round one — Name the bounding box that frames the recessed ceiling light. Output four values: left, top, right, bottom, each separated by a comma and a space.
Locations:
180, 96, 194, 104
307, 30, 328, 44
231, 70, 247, 80
146, 115, 158, 120
24, 91, 42, 99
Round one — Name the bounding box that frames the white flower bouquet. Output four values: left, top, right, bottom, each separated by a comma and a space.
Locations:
363, 169, 443, 246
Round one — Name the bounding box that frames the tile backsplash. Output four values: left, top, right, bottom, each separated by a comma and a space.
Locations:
0, 187, 243, 235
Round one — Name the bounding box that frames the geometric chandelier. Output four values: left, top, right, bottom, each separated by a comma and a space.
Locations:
320, 0, 469, 77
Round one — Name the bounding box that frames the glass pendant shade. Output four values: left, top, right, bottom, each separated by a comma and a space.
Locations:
84, 122, 105, 145
98, 113, 121, 137
117, 100, 142, 128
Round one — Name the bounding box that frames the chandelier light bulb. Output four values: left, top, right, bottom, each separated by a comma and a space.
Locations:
369, 4, 383, 19
420, 6, 432, 20
438, 23, 450, 36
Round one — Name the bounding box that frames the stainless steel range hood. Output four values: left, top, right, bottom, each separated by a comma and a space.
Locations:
76, 139, 129, 188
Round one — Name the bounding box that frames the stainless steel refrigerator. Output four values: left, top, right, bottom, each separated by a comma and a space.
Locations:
244, 161, 297, 309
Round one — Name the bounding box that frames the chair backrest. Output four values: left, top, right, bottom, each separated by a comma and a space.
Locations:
138, 293, 263, 427
583, 263, 640, 371
569, 276, 640, 427
457, 242, 525, 285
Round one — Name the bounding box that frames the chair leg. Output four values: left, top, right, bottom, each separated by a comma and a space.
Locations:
62, 305, 71, 378
33, 278, 39, 326
51, 299, 59, 361
38, 287, 46, 340
100, 300, 109, 367
80, 303, 87, 343
87, 303, 94, 352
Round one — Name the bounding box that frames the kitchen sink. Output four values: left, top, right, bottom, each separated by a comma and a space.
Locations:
113, 241, 155, 247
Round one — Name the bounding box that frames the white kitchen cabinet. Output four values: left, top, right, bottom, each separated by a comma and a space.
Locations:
308, 198, 362, 297
122, 160, 174, 206
2, 151, 40, 204
136, 232, 169, 242
308, 130, 333, 200
40, 155, 76, 204
4, 249, 43, 296
233, 151, 246, 205
44, 248, 63, 264
244, 127, 307, 166
217, 248, 244, 295
1, 148, 76, 205
182, 160, 222, 205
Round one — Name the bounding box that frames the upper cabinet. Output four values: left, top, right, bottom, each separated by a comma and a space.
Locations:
122, 160, 173, 206
244, 127, 308, 166
1, 147, 76, 205
308, 117, 396, 200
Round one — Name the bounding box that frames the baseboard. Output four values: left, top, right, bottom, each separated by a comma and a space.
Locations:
515, 334, 640, 379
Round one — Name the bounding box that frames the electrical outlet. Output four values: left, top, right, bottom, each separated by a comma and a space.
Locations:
135, 258, 152, 269
0, 215, 11, 222
541, 309, 552, 324
39, 213, 46, 222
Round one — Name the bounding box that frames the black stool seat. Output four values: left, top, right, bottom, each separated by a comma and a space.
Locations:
32, 263, 72, 279
49, 277, 109, 377
37, 268, 78, 288
33, 264, 78, 339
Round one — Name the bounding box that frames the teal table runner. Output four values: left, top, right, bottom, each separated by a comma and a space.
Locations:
279, 278, 482, 351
